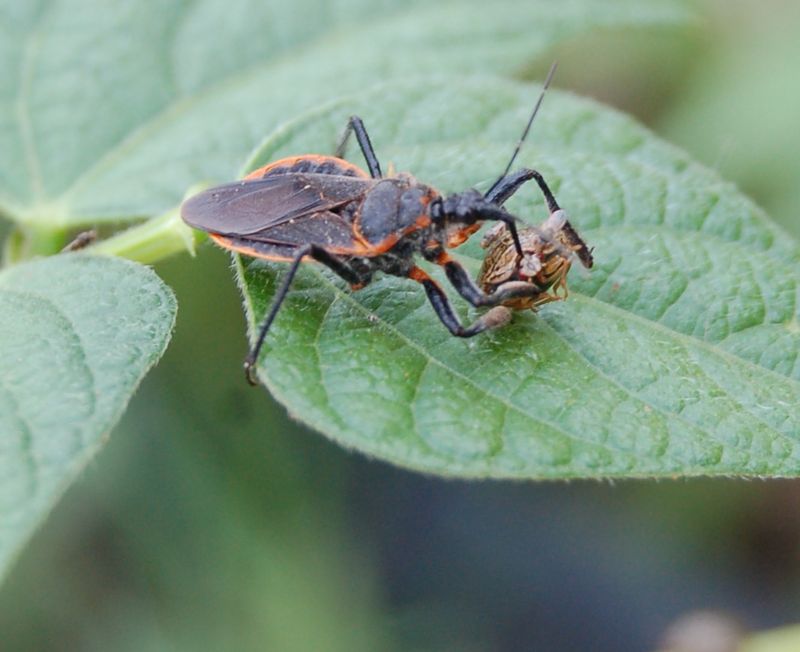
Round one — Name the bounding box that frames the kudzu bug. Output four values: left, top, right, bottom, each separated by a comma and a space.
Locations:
180, 63, 592, 385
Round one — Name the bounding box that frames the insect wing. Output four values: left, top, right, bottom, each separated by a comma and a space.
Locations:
181, 173, 375, 237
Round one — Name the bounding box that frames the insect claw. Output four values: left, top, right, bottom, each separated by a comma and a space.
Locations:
543, 209, 568, 232
244, 359, 259, 386
483, 306, 513, 330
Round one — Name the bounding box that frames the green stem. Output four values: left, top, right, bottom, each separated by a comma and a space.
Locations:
3, 223, 69, 265
88, 205, 205, 264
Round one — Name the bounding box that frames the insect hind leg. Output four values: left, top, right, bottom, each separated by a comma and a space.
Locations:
244, 245, 364, 385
335, 116, 383, 179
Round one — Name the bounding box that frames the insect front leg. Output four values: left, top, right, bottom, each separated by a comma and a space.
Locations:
245, 245, 365, 385
484, 170, 593, 268
427, 248, 544, 308
407, 266, 512, 337
335, 116, 383, 179
484, 168, 560, 212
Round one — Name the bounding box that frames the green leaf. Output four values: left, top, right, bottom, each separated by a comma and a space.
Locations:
238, 76, 800, 479
0, 0, 691, 227
0, 255, 176, 581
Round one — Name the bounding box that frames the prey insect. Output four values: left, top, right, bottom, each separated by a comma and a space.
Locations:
478, 209, 594, 311
181, 63, 592, 385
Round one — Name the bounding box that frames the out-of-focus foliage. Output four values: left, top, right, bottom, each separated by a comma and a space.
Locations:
0, 256, 175, 582
0, 0, 691, 226
660, 0, 800, 238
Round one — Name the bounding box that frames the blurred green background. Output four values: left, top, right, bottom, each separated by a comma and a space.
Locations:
2, 0, 799, 650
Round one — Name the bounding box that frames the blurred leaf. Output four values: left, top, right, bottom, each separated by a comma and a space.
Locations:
742, 624, 800, 652
659, 1, 800, 237
0, 255, 176, 581
0, 0, 691, 226
239, 76, 800, 479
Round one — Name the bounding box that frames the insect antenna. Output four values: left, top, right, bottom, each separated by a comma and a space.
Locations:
485, 61, 558, 198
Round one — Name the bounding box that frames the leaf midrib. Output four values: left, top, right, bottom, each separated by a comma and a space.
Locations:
0, 376, 39, 510
243, 256, 795, 467
239, 258, 630, 460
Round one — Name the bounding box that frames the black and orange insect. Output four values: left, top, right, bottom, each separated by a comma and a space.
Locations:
181, 64, 592, 385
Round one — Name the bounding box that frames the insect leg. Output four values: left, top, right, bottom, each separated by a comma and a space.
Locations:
408, 266, 512, 337
485, 170, 593, 268
335, 116, 383, 179
472, 204, 526, 259
485, 168, 560, 212
61, 229, 97, 252
244, 245, 365, 385
427, 249, 543, 308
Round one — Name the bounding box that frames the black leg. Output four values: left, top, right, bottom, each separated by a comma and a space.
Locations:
471, 204, 526, 260
485, 170, 593, 268
335, 116, 382, 179
558, 219, 594, 269
408, 267, 512, 337
485, 168, 560, 213
244, 245, 364, 385
426, 249, 545, 308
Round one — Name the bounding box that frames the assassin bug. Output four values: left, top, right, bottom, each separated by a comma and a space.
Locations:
181, 63, 591, 385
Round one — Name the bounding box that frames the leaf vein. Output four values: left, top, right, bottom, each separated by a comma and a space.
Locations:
0, 379, 39, 508
282, 268, 655, 460
15, 6, 48, 201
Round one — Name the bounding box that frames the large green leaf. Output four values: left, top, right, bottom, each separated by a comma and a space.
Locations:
0, 255, 176, 580
0, 0, 691, 226
0, 0, 697, 582
239, 76, 800, 478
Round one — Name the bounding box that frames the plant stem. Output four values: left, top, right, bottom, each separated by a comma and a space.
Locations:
88, 205, 204, 264
2, 223, 69, 265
